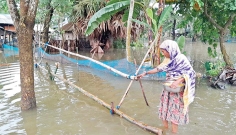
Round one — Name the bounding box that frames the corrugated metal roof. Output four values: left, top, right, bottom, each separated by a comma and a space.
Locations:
0, 14, 13, 25
60, 22, 73, 32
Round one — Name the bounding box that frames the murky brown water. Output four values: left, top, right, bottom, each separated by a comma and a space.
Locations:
1, 39, 236, 135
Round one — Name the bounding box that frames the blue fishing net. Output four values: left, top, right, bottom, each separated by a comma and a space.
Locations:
3, 44, 166, 80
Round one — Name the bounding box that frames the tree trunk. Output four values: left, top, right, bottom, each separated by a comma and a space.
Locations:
219, 31, 233, 67
42, 0, 54, 44
172, 19, 176, 40
7, 0, 39, 110
18, 25, 36, 110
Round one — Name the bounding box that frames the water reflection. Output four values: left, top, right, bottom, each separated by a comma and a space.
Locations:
21, 110, 37, 135
0, 40, 236, 135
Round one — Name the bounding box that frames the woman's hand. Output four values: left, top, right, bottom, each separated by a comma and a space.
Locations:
170, 80, 180, 88
136, 72, 147, 80
170, 77, 185, 88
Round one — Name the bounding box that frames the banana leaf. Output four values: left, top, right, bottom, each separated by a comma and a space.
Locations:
85, 1, 130, 36
157, 6, 172, 30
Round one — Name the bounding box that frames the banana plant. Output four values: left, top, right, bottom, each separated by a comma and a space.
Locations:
85, 0, 131, 36
176, 35, 186, 55
85, 0, 172, 66
132, 5, 172, 37
85, 0, 172, 37
132, 5, 172, 67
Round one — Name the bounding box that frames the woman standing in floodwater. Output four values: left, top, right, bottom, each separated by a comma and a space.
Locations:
137, 39, 196, 133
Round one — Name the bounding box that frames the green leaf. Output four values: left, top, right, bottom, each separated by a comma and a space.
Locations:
207, 47, 213, 57
122, 10, 129, 22
208, 47, 217, 58
213, 43, 217, 48
85, 1, 130, 36
157, 6, 172, 30
107, 0, 129, 6
146, 8, 153, 19
131, 19, 154, 33
146, 8, 157, 32
122, 2, 141, 22
176, 36, 185, 52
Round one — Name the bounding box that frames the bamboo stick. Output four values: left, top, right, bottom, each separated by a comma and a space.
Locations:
125, 0, 135, 62
52, 62, 59, 80
45, 62, 53, 80
39, 43, 136, 80
36, 63, 163, 135
117, 31, 160, 109
134, 59, 149, 106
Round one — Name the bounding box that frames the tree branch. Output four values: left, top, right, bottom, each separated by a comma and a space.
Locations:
203, 0, 223, 31
7, 0, 20, 29
20, 0, 29, 16
11, 0, 38, 28
28, 0, 39, 18
224, 13, 236, 29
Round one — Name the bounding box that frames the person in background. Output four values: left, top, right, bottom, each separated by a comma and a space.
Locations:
137, 39, 196, 133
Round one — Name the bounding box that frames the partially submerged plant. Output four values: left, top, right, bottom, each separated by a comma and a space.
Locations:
204, 55, 226, 77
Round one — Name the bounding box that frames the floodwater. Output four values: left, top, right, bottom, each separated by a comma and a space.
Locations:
1, 39, 236, 135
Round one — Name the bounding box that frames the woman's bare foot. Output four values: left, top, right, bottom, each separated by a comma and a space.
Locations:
171, 122, 178, 133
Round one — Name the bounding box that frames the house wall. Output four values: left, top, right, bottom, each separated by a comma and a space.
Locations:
4, 25, 16, 32
65, 32, 76, 40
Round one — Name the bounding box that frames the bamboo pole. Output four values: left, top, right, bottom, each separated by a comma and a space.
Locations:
134, 59, 149, 106
45, 62, 53, 80
117, 31, 160, 109
36, 63, 163, 135
39, 43, 136, 80
125, 0, 135, 62
156, 0, 164, 66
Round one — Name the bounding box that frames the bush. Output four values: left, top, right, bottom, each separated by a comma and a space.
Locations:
204, 61, 225, 77
113, 39, 125, 49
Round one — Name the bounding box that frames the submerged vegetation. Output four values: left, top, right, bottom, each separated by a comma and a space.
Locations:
205, 60, 225, 77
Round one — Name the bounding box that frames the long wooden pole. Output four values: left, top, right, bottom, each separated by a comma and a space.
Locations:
36, 64, 163, 135
125, 0, 135, 62
117, 31, 160, 109
134, 59, 149, 106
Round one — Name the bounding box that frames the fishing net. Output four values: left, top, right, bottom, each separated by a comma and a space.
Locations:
2, 43, 166, 80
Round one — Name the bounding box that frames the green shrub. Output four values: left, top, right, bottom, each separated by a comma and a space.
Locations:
113, 39, 125, 49
204, 60, 225, 77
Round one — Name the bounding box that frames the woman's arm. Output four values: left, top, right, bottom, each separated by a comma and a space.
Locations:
137, 68, 160, 79
146, 68, 159, 75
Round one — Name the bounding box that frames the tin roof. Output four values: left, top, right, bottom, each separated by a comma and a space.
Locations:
60, 22, 74, 32
0, 14, 13, 25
